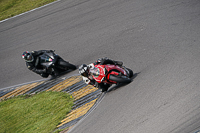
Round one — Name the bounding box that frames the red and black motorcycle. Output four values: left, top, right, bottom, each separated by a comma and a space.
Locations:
90, 64, 133, 91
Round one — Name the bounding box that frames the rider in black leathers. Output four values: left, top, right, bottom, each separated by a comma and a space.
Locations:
22, 50, 59, 78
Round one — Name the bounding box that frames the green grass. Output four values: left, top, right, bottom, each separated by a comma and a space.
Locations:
0, 91, 74, 133
0, 0, 57, 21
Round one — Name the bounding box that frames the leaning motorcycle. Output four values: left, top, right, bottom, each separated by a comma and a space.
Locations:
90, 64, 133, 91
37, 51, 76, 77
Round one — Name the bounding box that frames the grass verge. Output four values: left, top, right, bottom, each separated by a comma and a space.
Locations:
0, 0, 57, 21
0, 91, 74, 133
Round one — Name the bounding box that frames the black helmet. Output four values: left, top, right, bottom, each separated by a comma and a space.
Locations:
79, 64, 89, 77
22, 51, 34, 62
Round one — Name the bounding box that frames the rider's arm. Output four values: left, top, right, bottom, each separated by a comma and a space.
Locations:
26, 62, 46, 74
82, 76, 99, 87
82, 77, 91, 85
86, 63, 100, 87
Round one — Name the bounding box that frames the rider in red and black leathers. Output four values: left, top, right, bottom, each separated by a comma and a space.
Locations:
22, 50, 54, 78
79, 57, 123, 92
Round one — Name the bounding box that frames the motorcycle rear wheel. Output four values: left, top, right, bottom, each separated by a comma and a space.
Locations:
109, 75, 131, 83
58, 60, 76, 70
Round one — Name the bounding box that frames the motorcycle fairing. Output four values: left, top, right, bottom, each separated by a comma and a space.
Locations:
105, 65, 127, 76
90, 65, 105, 83
39, 52, 58, 68
92, 64, 128, 84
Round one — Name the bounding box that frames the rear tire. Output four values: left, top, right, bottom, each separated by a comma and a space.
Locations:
109, 75, 131, 83
58, 60, 76, 70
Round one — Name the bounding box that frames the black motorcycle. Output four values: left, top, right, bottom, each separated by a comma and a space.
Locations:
37, 51, 76, 77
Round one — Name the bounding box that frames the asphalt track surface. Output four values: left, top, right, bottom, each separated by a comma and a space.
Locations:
0, 0, 200, 133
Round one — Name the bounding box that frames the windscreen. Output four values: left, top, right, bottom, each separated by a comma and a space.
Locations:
40, 55, 53, 63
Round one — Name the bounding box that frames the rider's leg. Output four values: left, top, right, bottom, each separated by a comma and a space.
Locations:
99, 83, 110, 92
101, 59, 123, 66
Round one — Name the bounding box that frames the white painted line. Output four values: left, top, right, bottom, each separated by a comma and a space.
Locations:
0, 79, 47, 91
0, 73, 80, 91
68, 92, 106, 133
0, 0, 61, 23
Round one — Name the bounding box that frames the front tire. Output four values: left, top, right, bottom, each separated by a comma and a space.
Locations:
126, 68, 133, 78
109, 75, 131, 83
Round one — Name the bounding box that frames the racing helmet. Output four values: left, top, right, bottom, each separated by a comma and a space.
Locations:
22, 51, 34, 62
79, 64, 89, 77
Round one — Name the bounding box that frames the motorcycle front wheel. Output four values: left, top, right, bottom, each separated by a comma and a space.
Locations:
126, 68, 133, 78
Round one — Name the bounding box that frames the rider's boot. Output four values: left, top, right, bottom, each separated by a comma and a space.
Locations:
114, 61, 123, 66
50, 68, 60, 78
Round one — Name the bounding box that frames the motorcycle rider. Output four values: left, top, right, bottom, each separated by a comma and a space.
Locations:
79, 57, 123, 92
22, 50, 60, 78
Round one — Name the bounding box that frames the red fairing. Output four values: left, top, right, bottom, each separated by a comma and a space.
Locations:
92, 64, 127, 84
105, 65, 127, 75
107, 71, 119, 84
91, 65, 106, 83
